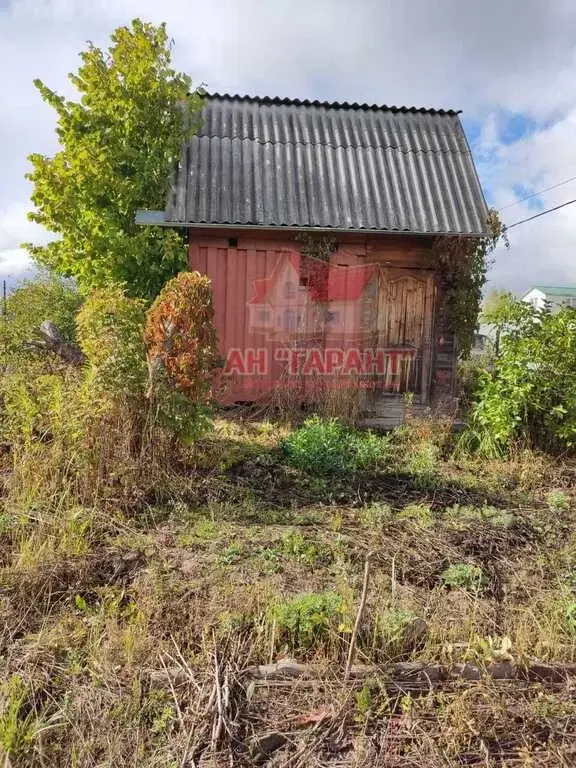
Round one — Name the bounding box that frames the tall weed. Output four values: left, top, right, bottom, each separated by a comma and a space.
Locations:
282, 416, 389, 475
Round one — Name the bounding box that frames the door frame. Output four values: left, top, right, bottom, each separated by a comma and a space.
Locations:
377, 266, 436, 401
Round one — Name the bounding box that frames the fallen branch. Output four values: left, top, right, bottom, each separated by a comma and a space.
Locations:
345, 552, 373, 682
243, 659, 576, 684
30, 321, 85, 366
148, 659, 576, 698
211, 647, 224, 749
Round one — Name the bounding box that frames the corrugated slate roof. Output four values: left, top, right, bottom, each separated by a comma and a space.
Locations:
165, 93, 489, 236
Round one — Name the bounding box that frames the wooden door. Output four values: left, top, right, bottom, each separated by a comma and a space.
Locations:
377, 268, 435, 396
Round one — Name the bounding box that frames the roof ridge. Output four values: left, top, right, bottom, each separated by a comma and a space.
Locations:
204, 91, 461, 117
194, 134, 471, 157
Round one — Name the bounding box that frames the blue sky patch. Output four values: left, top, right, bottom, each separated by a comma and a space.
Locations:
462, 118, 482, 146
497, 110, 560, 145
511, 183, 545, 211
499, 112, 539, 144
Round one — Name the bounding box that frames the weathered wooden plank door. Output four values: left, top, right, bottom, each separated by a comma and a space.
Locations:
377, 268, 435, 397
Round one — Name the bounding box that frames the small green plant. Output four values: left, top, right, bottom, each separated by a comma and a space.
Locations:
398, 504, 434, 527
282, 416, 389, 475
351, 429, 391, 471
376, 609, 419, 655
439, 563, 488, 594
547, 490, 570, 513
220, 544, 243, 564
218, 611, 253, 635
359, 502, 392, 527
0, 676, 47, 760
150, 703, 175, 736
74, 594, 89, 612
271, 591, 346, 649
354, 684, 373, 723
193, 519, 219, 540
406, 441, 440, 477
279, 531, 331, 566
258, 532, 331, 570
443, 504, 515, 529
564, 601, 576, 635
469, 634, 514, 663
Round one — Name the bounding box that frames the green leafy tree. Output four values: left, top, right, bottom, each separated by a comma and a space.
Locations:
463, 300, 576, 455
481, 288, 516, 356
26, 19, 203, 300
481, 288, 514, 323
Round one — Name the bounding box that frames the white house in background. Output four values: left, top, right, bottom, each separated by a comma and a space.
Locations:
472, 322, 497, 355
522, 285, 576, 312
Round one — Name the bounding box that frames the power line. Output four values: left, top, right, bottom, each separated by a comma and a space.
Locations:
498, 174, 576, 212
506, 197, 576, 230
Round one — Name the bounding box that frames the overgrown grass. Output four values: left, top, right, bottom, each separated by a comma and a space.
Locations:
2, 414, 576, 765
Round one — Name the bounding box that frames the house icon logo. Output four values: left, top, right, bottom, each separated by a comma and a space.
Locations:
247, 251, 377, 342
223, 249, 421, 390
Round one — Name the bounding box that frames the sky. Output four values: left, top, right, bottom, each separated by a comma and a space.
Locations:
2, 0, 576, 294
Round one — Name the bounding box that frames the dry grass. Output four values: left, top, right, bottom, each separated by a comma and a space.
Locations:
1, 417, 576, 765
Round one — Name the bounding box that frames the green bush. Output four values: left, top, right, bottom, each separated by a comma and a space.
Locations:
1, 283, 206, 504
547, 490, 570, 513
375, 609, 425, 657
0, 276, 83, 450
457, 354, 492, 407
0, 275, 81, 373
76, 287, 148, 398
271, 591, 346, 649
1, 371, 77, 448
282, 416, 389, 475
439, 563, 488, 594
462, 301, 576, 455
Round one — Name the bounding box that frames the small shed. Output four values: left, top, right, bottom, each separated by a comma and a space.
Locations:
154, 93, 489, 425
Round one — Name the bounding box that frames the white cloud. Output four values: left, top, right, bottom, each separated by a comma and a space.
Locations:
2, 0, 576, 292
0, 248, 35, 289
479, 108, 576, 291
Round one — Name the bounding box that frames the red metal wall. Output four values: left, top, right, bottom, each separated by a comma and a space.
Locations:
190, 237, 290, 403
190, 232, 366, 403
189, 229, 449, 407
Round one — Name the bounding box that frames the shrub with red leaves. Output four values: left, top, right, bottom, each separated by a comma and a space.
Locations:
144, 271, 218, 405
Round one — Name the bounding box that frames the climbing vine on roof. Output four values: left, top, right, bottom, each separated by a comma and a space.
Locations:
433, 209, 508, 357
296, 233, 339, 263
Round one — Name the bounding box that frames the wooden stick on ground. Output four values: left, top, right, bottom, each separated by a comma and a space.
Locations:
344, 552, 373, 683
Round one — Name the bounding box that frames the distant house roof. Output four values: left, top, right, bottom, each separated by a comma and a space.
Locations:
528, 285, 576, 298
164, 93, 489, 236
